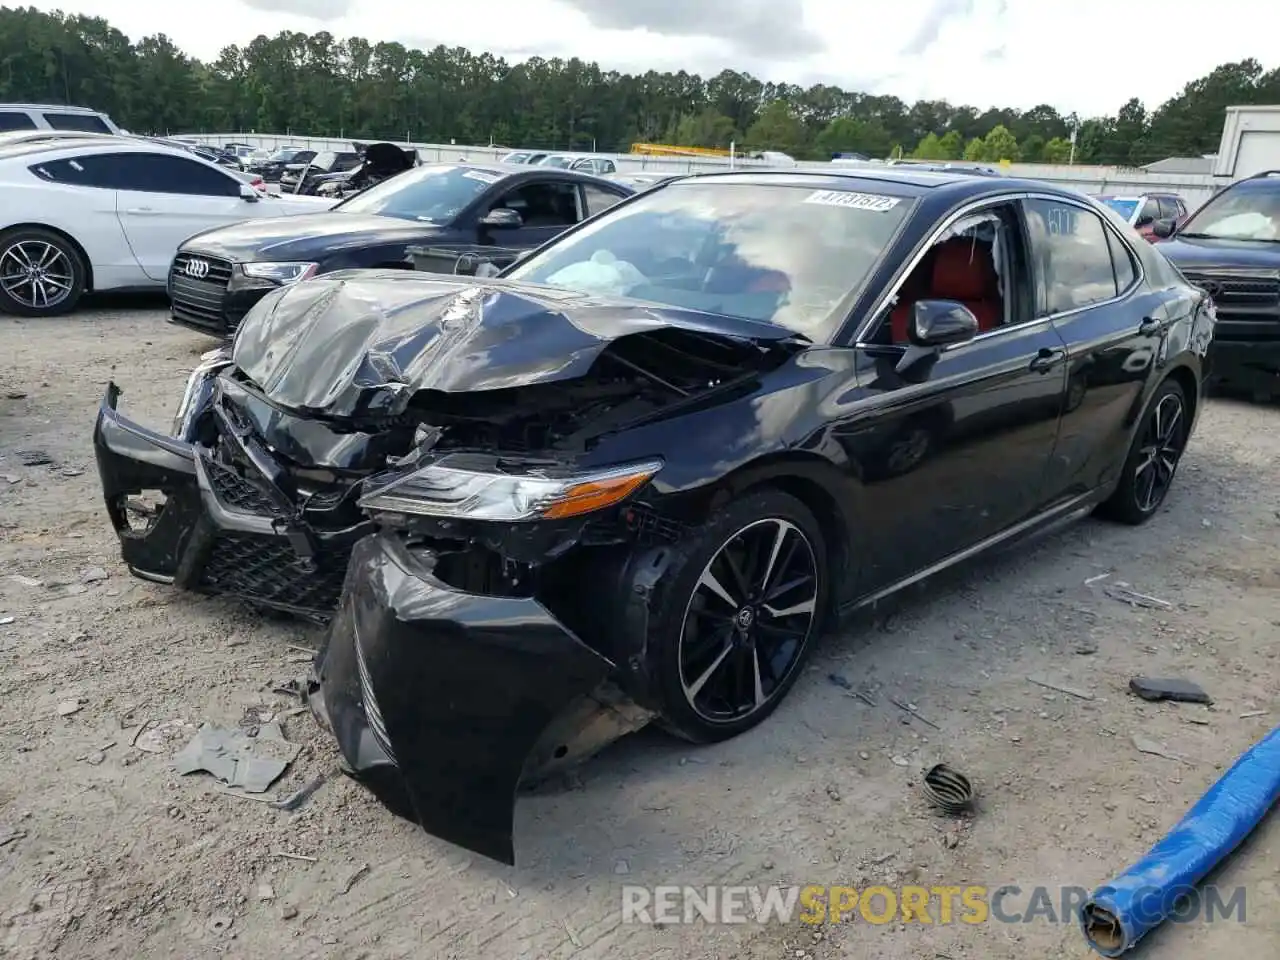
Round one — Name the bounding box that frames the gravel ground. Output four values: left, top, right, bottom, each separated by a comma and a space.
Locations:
1, 304, 1277, 960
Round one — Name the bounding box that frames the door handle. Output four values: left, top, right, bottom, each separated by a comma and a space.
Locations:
1138, 316, 1165, 335
1029, 348, 1066, 373
124, 207, 158, 215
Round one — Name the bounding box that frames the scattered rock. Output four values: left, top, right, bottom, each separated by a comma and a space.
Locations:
0, 616, 14, 625
57, 699, 83, 717
8, 574, 43, 588
890, 755, 909, 767
257, 883, 276, 902
858, 751, 870, 761
80, 567, 109, 584
280, 905, 298, 920
826, 785, 841, 802
84, 751, 105, 766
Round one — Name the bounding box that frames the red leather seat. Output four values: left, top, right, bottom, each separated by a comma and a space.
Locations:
890, 238, 1001, 344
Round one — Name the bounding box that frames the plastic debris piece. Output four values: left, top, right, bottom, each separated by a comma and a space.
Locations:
1129, 677, 1212, 704
173, 722, 300, 793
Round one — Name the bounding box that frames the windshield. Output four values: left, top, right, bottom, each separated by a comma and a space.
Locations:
1097, 197, 1138, 219
309, 151, 337, 171
541, 156, 575, 168
1179, 181, 1280, 241
269, 149, 297, 162
504, 181, 913, 341
333, 164, 500, 222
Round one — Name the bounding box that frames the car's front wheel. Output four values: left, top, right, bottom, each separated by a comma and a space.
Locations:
0, 228, 87, 317
646, 488, 830, 743
1096, 378, 1191, 525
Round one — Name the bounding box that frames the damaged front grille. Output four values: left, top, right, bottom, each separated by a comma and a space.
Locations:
205, 457, 281, 516
200, 532, 349, 613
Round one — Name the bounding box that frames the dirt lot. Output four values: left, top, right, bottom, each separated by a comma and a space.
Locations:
1, 305, 1277, 960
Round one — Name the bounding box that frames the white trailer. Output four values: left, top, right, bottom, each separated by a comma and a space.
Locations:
1214, 105, 1280, 178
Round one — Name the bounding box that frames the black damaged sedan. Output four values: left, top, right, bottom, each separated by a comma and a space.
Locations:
95, 168, 1214, 864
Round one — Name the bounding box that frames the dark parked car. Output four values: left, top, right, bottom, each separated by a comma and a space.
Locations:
1094, 193, 1188, 242
251, 148, 315, 182
166, 161, 635, 335
279, 149, 362, 193
96, 169, 1212, 864
1152, 170, 1280, 401
308, 142, 418, 198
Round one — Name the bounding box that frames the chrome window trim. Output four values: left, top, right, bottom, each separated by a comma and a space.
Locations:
853, 191, 1147, 351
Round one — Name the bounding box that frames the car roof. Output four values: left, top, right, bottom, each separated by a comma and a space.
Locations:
671, 166, 1073, 200
0, 102, 108, 114
0, 138, 235, 167
419, 160, 627, 184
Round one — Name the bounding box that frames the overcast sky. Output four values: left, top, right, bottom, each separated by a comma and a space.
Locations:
33, 0, 1276, 117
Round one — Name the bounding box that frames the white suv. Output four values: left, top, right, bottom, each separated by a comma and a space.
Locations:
0, 103, 123, 136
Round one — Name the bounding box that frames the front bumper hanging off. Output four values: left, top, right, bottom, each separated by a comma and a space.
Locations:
94, 383, 652, 863
307, 535, 627, 865
93, 382, 367, 616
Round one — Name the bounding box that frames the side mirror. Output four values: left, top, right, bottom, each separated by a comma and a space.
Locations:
238, 183, 259, 202
910, 300, 980, 347
1135, 213, 1154, 228
479, 207, 523, 228
1151, 218, 1176, 239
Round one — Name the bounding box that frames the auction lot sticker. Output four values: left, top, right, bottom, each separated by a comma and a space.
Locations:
803, 190, 901, 212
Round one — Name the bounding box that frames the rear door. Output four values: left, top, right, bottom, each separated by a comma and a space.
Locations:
848, 199, 1071, 589
96, 152, 253, 280
1022, 196, 1176, 503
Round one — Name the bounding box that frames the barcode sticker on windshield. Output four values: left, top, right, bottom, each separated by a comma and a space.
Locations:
803, 190, 900, 212
463, 170, 501, 183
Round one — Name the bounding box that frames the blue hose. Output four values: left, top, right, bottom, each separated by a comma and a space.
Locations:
1079, 723, 1280, 955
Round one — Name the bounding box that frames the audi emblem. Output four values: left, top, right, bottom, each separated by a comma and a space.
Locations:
183, 258, 210, 280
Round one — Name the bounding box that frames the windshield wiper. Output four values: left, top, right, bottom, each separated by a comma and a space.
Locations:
1178, 231, 1280, 243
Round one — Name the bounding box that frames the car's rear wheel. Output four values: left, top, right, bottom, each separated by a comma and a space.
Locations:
0, 228, 86, 317
1096, 378, 1190, 525
648, 488, 829, 743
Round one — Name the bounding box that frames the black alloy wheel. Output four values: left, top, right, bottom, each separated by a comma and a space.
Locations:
650, 488, 829, 743
1097, 378, 1190, 525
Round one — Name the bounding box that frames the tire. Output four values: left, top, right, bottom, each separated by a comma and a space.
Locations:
0, 227, 87, 317
1095, 378, 1191, 525
646, 488, 830, 743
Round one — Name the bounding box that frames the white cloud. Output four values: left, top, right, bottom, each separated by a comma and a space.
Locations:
31, 0, 1279, 116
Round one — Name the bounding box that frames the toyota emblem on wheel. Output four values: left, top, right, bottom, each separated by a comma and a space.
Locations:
184, 259, 210, 280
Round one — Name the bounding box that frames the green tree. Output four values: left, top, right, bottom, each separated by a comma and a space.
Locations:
667, 109, 736, 148
911, 132, 947, 159
745, 99, 807, 155
981, 124, 1020, 162
1041, 137, 1073, 163
938, 130, 964, 159
1019, 133, 1045, 162
963, 137, 988, 161
814, 117, 891, 159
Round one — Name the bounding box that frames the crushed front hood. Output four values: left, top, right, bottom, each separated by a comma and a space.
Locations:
231, 270, 801, 417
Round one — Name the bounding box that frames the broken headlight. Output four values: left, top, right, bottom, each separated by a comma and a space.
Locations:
240, 261, 319, 285
357, 456, 663, 522
172, 347, 233, 436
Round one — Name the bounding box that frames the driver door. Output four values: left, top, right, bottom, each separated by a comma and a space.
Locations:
477, 179, 584, 251
843, 201, 1072, 590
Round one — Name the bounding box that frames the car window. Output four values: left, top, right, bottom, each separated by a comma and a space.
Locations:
1096, 197, 1138, 220
489, 180, 580, 227
333, 164, 498, 222
582, 183, 626, 218
1105, 228, 1137, 293
1138, 197, 1161, 224
42, 112, 111, 134
0, 111, 38, 132
1156, 196, 1180, 220
869, 204, 1022, 345
506, 181, 913, 340
1177, 180, 1280, 240
600, 160, 616, 173
1023, 199, 1119, 314
29, 151, 239, 197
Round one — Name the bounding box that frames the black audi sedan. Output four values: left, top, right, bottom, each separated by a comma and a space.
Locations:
95, 168, 1213, 864
166, 161, 635, 335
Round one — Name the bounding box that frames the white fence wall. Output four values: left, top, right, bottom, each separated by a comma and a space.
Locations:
206, 133, 1234, 208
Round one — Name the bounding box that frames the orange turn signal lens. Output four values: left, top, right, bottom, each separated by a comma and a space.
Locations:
541, 468, 659, 519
